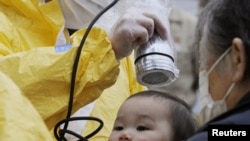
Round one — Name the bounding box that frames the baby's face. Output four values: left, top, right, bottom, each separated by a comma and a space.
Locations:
108, 96, 173, 141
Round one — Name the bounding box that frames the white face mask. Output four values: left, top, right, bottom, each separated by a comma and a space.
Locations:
198, 47, 235, 125
58, 0, 109, 29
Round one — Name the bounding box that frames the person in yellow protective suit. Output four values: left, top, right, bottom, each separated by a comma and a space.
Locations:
57, 0, 148, 140
61, 0, 174, 140
0, 0, 119, 130
0, 0, 168, 140
58, 0, 148, 140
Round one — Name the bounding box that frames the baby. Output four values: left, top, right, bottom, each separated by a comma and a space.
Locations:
108, 90, 197, 141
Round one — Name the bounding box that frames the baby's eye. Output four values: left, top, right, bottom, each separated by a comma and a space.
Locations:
113, 126, 123, 131
137, 126, 149, 131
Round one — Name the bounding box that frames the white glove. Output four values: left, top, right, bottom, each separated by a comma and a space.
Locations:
109, 7, 168, 60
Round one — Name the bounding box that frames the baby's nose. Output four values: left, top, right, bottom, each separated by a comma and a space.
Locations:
119, 130, 132, 141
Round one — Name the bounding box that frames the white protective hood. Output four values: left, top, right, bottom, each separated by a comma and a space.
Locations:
58, 0, 109, 29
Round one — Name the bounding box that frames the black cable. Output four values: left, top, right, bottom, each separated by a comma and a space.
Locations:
54, 117, 103, 141
54, 0, 119, 140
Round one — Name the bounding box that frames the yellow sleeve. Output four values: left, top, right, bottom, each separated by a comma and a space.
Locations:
0, 71, 54, 141
0, 27, 119, 130
0, 0, 64, 56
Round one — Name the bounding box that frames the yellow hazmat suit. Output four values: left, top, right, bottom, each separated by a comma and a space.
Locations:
0, 0, 118, 138
0, 0, 146, 140
0, 71, 54, 141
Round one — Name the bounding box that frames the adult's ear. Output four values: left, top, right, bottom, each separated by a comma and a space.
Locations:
231, 37, 247, 82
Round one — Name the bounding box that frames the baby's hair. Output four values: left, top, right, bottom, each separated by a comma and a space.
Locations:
127, 90, 198, 141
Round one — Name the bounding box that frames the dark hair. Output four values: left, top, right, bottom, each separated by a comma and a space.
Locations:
199, 0, 210, 8
128, 90, 198, 141
196, 0, 250, 76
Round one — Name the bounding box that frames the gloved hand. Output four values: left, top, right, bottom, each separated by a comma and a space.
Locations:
109, 7, 168, 60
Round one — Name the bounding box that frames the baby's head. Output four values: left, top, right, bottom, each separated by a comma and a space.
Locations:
108, 90, 197, 141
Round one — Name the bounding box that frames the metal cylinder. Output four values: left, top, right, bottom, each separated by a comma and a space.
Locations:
134, 34, 176, 87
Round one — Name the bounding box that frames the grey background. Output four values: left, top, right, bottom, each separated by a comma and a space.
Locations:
172, 0, 199, 16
